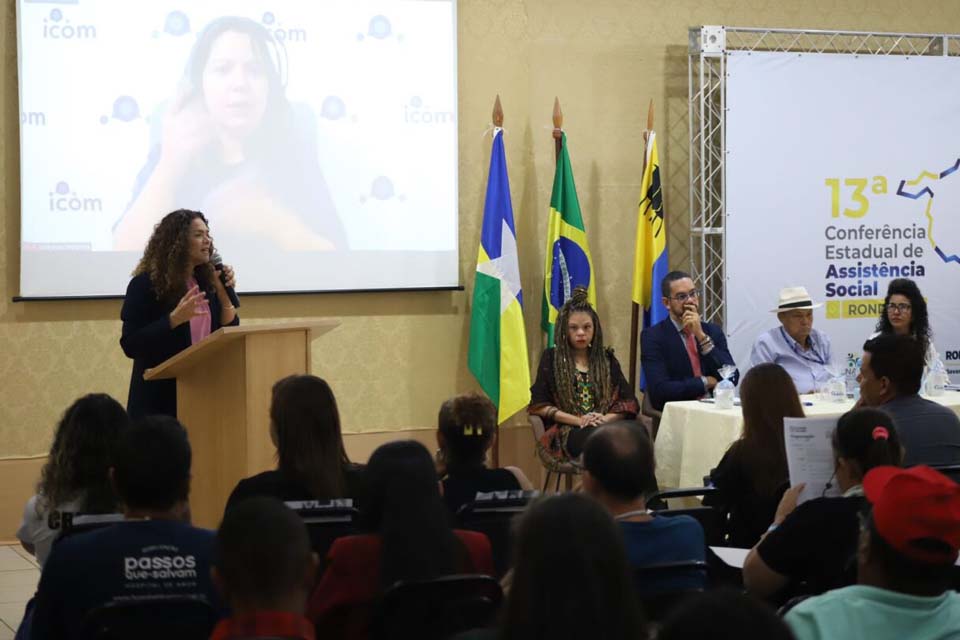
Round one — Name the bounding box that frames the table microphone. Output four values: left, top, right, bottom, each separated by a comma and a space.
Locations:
210, 249, 240, 309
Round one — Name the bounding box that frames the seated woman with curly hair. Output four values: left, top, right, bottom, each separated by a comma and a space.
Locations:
17, 394, 130, 567
528, 287, 638, 461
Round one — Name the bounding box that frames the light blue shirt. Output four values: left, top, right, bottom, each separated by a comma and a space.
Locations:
750, 326, 832, 394
785, 585, 960, 640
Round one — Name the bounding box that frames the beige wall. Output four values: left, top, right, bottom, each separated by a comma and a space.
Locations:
3, 0, 960, 515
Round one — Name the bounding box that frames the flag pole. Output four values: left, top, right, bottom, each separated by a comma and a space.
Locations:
552, 97, 563, 162
492, 94, 504, 469
543, 97, 564, 353
629, 99, 656, 390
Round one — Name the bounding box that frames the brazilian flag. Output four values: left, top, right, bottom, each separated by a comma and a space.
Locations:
541, 132, 596, 344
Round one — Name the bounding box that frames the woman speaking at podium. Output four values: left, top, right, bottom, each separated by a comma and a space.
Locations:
120, 209, 239, 419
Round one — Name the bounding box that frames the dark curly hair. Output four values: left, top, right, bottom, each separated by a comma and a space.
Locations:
37, 394, 130, 514
132, 209, 217, 306
874, 278, 931, 357
552, 287, 613, 415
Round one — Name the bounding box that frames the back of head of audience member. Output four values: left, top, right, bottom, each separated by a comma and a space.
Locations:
859, 334, 925, 405
113, 415, 192, 518
832, 408, 903, 491
500, 493, 645, 640
270, 374, 351, 498
859, 465, 960, 597
39, 393, 130, 512
361, 440, 459, 589
214, 497, 317, 614
581, 421, 657, 510
437, 393, 497, 472
657, 588, 795, 640
737, 363, 804, 495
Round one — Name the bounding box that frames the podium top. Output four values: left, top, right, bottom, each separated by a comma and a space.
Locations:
144, 319, 339, 381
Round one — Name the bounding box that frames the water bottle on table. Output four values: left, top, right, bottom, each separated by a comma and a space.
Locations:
714, 364, 737, 410
927, 357, 948, 397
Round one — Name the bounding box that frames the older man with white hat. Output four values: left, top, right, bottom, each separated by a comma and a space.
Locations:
749, 286, 833, 394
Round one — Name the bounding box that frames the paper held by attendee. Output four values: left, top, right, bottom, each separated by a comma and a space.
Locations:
784, 416, 842, 505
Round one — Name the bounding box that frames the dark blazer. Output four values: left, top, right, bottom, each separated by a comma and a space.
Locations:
640, 317, 737, 411
120, 272, 238, 419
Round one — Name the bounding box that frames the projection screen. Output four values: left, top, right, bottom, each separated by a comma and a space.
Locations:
16, 0, 458, 297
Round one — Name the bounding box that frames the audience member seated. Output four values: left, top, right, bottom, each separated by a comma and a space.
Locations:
641, 271, 737, 411
785, 465, 960, 640
30, 416, 222, 640
211, 497, 319, 640
869, 278, 939, 367
464, 493, 645, 640
225, 375, 363, 511
528, 287, 638, 460
656, 588, 794, 640
17, 394, 130, 568
581, 421, 705, 594
438, 393, 532, 514
749, 286, 832, 394
743, 408, 903, 601
857, 334, 960, 466
307, 440, 494, 640
705, 364, 803, 547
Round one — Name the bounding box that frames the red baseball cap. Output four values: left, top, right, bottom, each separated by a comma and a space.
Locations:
863, 465, 960, 564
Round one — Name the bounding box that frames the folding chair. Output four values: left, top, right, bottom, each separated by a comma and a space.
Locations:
285, 499, 360, 565
634, 560, 709, 622
455, 490, 538, 577
650, 487, 726, 546
930, 463, 960, 484
529, 415, 580, 492
53, 513, 125, 547
82, 596, 218, 640
372, 574, 502, 640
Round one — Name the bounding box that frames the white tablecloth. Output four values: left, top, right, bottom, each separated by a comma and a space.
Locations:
654, 393, 960, 489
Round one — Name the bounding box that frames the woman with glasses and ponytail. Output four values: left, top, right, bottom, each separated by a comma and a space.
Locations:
437, 393, 532, 515
743, 408, 904, 602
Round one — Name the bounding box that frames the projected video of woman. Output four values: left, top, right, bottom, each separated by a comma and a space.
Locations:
114, 16, 347, 253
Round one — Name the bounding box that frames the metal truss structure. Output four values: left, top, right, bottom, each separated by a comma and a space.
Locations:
688, 26, 960, 326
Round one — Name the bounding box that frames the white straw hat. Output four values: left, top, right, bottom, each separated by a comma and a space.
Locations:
771, 286, 823, 312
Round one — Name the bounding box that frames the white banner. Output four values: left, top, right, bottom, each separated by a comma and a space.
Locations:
726, 51, 960, 382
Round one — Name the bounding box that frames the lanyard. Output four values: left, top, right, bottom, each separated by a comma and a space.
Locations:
780, 327, 826, 366
614, 509, 653, 521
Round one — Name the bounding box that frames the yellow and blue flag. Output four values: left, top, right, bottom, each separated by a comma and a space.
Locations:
632, 131, 669, 386
541, 132, 596, 344
468, 128, 531, 423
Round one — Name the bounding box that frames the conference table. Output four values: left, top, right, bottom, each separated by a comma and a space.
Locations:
654, 393, 960, 489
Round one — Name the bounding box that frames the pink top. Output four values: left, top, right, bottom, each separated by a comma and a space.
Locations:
186, 277, 212, 345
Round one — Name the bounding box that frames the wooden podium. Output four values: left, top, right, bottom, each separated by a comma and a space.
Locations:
144, 320, 339, 528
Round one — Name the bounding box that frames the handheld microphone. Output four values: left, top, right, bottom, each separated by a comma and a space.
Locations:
210, 249, 240, 309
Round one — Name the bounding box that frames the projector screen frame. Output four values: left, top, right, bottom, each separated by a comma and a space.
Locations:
11, 284, 466, 303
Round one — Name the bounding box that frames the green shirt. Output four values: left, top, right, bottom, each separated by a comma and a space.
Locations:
786, 585, 960, 640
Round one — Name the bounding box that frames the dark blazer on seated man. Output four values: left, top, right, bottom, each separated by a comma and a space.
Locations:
641, 272, 738, 411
